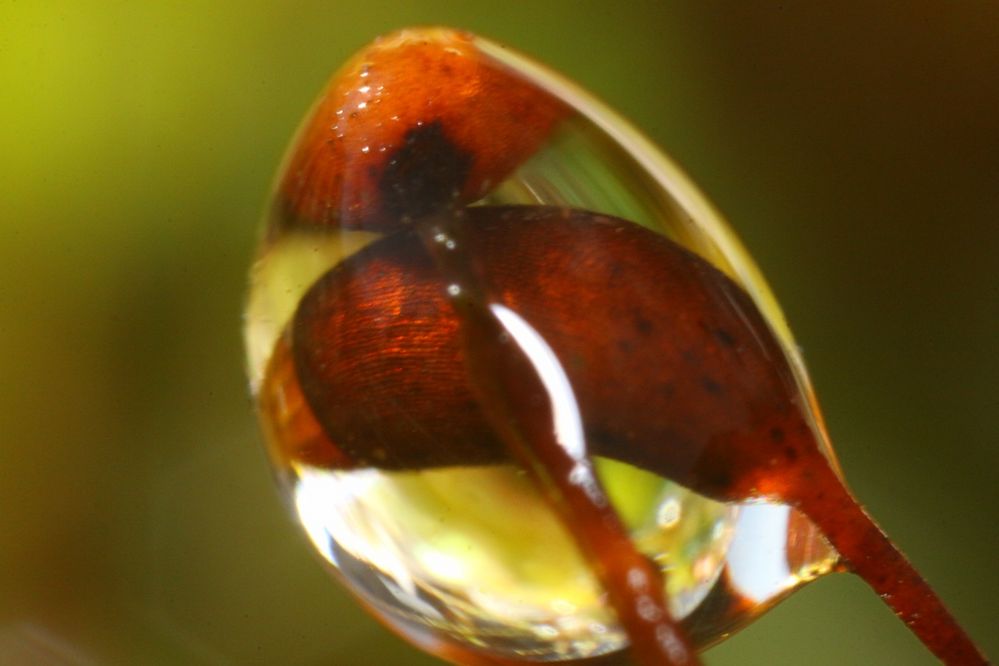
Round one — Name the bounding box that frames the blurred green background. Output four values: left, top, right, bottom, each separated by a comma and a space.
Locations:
1, 2, 996, 664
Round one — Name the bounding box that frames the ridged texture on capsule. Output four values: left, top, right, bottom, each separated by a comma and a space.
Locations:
290, 207, 817, 502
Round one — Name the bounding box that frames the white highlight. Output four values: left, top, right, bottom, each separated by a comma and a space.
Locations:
293, 467, 417, 596
489, 304, 585, 462
726, 503, 793, 602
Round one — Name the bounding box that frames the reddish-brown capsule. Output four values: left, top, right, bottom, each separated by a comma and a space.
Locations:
277, 28, 569, 231
287, 207, 817, 503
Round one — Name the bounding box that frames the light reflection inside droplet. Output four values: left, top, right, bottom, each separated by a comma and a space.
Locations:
726, 503, 794, 603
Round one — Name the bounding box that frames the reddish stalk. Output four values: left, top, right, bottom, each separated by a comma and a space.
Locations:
417, 215, 699, 666
794, 462, 988, 665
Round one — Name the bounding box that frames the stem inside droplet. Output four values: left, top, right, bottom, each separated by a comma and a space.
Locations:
414, 210, 699, 666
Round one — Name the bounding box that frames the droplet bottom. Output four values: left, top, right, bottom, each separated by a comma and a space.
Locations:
286, 460, 833, 660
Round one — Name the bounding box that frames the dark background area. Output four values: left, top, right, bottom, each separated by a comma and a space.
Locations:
1, 2, 995, 664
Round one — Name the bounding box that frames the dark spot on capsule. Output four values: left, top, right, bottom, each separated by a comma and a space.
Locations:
681, 349, 699, 365
634, 315, 654, 335
561, 351, 588, 376
713, 327, 737, 348
616, 338, 634, 353
657, 382, 675, 398
701, 376, 723, 396
770, 426, 785, 443
693, 462, 733, 497
785, 446, 799, 462
379, 120, 473, 220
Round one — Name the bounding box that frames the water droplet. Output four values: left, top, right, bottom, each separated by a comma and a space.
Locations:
245, 26, 839, 663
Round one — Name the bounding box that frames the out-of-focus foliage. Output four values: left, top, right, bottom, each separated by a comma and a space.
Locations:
0, 2, 995, 664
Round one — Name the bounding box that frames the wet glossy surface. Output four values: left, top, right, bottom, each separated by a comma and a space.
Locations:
246, 26, 985, 666
246, 28, 840, 664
